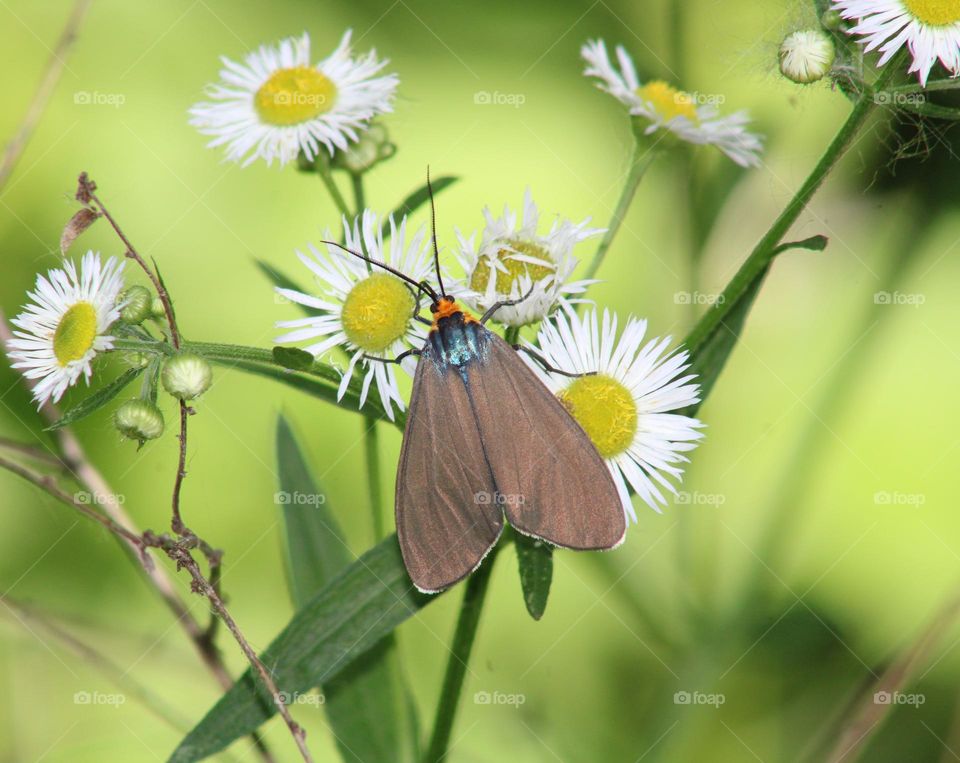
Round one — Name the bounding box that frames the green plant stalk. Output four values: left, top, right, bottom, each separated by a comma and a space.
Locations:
583, 141, 660, 281
683, 66, 896, 355
364, 415, 385, 541
317, 157, 351, 218
423, 550, 497, 763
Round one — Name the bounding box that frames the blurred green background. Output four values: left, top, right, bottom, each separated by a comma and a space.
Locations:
2, 0, 960, 761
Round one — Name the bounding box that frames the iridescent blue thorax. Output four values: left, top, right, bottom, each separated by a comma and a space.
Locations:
426, 310, 490, 378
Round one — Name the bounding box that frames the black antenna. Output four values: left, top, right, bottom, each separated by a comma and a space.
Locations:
426, 167, 446, 297
320, 240, 440, 303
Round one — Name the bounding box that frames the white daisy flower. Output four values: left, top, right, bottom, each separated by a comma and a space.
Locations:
6, 251, 125, 407
581, 39, 763, 168
834, 0, 960, 86
523, 306, 704, 523
190, 31, 398, 167
274, 210, 432, 421
453, 188, 602, 328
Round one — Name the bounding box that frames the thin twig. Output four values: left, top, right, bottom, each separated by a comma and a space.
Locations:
146, 533, 315, 763
0, 436, 65, 468
0, 0, 92, 191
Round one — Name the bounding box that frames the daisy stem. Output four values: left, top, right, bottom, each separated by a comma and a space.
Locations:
583, 142, 659, 281
364, 415, 385, 541
683, 62, 898, 355
317, 158, 352, 219
423, 549, 497, 763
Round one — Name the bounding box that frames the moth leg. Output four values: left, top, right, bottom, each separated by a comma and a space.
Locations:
513, 345, 595, 379
404, 283, 432, 326
479, 284, 536, 325
363, 348, 422, 365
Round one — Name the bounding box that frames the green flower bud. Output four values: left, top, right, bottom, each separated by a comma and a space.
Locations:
331, 123, 396, 174
779, 30, 835, 85
820, 10, 843, 32
161, 353, 213, 400
114, 399, 164, 441
119, 285, 152, 324
150, 297, 166, 319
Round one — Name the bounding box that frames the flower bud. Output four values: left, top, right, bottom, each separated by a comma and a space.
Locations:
150, 297, 166, 319
779, 30, 835, 85
114, 399, 164, 441
331, 123, 396, 173
119, 285, 152, 324
161, 353, 213, 400
820, 10, 843, 32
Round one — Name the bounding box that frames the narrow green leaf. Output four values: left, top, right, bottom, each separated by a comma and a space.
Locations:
272, 346, 316, 373
168, 536, 433, 763
681, 235, 828, 415
275, 414, 350, 602
385, 176, 458, 225
514, 533, 553, 620
45, 367, 144, 430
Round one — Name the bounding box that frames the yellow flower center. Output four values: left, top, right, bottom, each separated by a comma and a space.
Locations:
341, 274, 415, 353
254, 66, 337, 126
468, 240, 554, 293
558, 374, 637, 459
904, 0, 960, 25
53, 301, 98, 366
636, 81, 698, 123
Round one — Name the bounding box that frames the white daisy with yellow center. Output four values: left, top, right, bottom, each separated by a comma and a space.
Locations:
581, 39, 763, 168
453, 189, 602, 328
190, 31, 398, 167
6, 251, 125, 407
523, 306, 704, 522
274, 211, 432, 421
834, 0, 960, 85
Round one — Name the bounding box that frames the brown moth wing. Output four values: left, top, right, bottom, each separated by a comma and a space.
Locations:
463, 332, 626, 550
395, 352, 503, 593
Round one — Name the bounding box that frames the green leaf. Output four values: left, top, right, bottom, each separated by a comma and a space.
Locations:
272, 346, 316, 373
275, 414, 351, 602
514, 532, 553, 620
45, 367, 145, 430
385, 176, 458, 226
681, 235, 829, 415
169, 536, 433, 763
275, 415, 415, 763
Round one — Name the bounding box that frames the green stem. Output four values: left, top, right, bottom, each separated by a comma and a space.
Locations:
582, 141, 659, 281
317, 158, 351, 218
423, 551, 497, 763
363, 415, 385, 541
683, 67, 895, 356
350, 172, 365, 215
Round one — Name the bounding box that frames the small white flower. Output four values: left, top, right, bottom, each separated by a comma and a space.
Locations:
275, 211, 433, 420
524, 306, 704, 523
834, 0, 960, 85
581, 39, 763, 167
190, 31, 398, 167
780, 30, 837, 84
453, 189, 602, 327
6, 251, 125, 407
